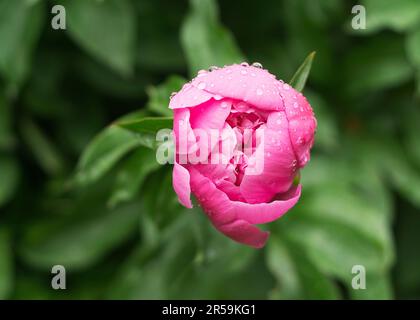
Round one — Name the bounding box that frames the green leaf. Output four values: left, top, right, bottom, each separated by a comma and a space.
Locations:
18, 201, 141, 271
0, 228, 12, 299
117, 117, 173, 134
108, 147, 161, 208
406, 27, 420, 68
394, 205, 420, 297
280, 184, 394, 282
350, 272, 393, 300
146, 76, 186, 117
289, 52, 316, 92
266, 236, 339, 299
181, 0, 245, 75
343, 35, 412, 96
0, 94, 15, 151
64, 0, 136, 76
403, 105, 420, 165
0, 155, 20, 207
20, 118, 65, 176
0, 0, 45, 87
75, 125, 145, 186
360, 0, 420, 33
379, 139, 420, 208
406, 26, 420, 92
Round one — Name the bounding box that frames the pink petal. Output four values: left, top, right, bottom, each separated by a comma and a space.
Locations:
188, 167, 301, 248
240, 112, 298, 204
233, 185, 301, 225
169, 83, 215, 109
173, 108, 198, 160
172, 162, 192, 208
280, 87, 317, 168
218, 220, 269, 249
190, 64, 285, 111
189, 98, 232, 131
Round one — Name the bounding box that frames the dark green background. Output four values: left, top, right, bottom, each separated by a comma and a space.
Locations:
0, 0, 420, 299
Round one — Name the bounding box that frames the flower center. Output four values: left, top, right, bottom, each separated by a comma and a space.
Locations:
225, 102, 266, 186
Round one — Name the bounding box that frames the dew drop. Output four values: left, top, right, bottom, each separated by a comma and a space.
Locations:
170, 92, 177, 99
256, 88, 263, 96
197, 69, 207, 77
208, 66, 219, 72
240, 62, 249, 67
276, 118, 282, 125
198, 82, 206, 89
252, 62, 263, 69
283, 83, 291, 90
293, 102, 298, 109
241, 69, 248, 75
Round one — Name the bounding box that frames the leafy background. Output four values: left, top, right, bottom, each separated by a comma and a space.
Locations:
0, 0, 420, 299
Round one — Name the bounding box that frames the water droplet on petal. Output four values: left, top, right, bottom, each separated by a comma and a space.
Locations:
240, 62, 249, 67
293, 102, 298, 109
208, 66, 219, 72
241, 69, 247, 75
170, 92, 177, 99
198, 82, 206, 89
276, 119, 282, 125
252, 62, 263, 68
197, 69, 207, 77
283, 83, 291, 90
256, 88, 263, 96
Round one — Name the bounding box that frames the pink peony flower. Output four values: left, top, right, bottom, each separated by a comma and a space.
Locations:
170, 63, 317, 248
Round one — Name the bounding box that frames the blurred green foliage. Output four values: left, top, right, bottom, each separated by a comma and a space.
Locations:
0, 0, 420, 300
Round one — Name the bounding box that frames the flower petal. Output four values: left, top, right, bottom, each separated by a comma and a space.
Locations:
188, 167, 300, 248
190, 64, 285, 111
173, 108, 198, 160
234, 185, 301, 224
173, 162, 192, 208
218, 219, 269, 249
280, 87, 317, 168
189, 98, 232, 131
169, 83, 215, 109
240, 112, 298, 204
